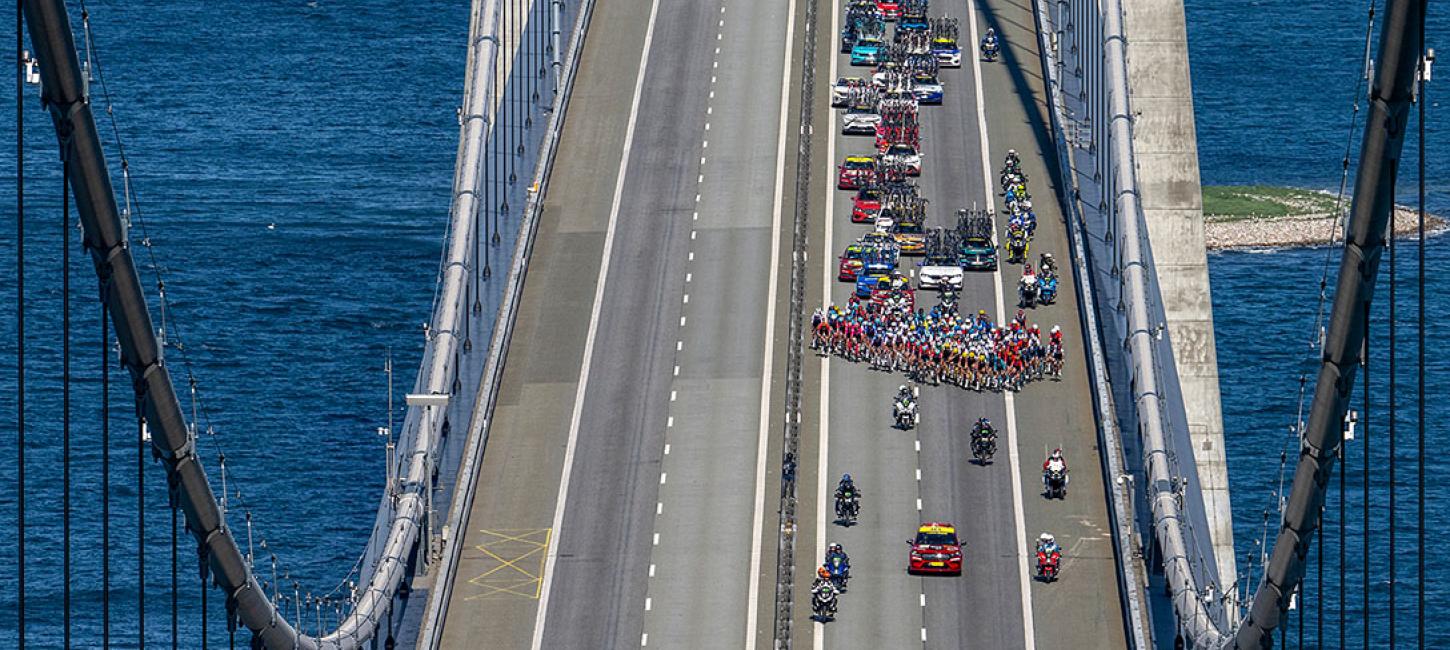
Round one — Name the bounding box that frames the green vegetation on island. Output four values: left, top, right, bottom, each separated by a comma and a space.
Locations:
1201, 185, 1341, 222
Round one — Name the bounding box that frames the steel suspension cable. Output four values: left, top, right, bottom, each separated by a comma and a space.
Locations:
138, 415, 145, 646
171, 504, 178, 649
15, 0, 26, 643
102, 277, 111, 646
1388, 148, 1398, 648
1362, 304, 1370, 650
1340, 431, 1346, 647
1316, 507, 1323, 646
1415, 24, 1427, 649
62, 141, 72, 649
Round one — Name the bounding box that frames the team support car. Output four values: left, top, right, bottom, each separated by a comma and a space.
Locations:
960, 231, 998, 270
850, 36, 886, 66
854, 257, 896, 298
837, 243, 879, 282
932, 37, 962, 67
917, 249, 964, 290
851, 186, 884, 223
831, 77, 867, 107
842, 104, 882, 135
879, 143, 921, 176
875, 0, 901, 20
911, 73, 944, 105
908, 522, 963, 575
838, 156, 877, 190
891, 217, 928, 255
867, 271, 915, 307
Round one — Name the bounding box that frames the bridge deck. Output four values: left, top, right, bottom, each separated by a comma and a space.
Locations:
435, 0, 1128, 645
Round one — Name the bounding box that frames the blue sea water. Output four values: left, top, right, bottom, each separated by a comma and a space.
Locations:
0, 0, 469, 645
1187, 0, 1449, 644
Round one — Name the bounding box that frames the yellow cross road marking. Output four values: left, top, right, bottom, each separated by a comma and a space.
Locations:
463, 528, 551, 600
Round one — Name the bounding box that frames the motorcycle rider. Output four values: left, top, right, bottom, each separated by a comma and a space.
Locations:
1004, 148, 1020, 170
826, 543, 852, 586
972, 417, 996, 439
1043, 448, 1068, 474
811, 566, 838, 617
835, 474, 861, 518
1036, 532, 1062, 577
1039, 252, 1057, 278
894, 384, 918, 426
980, 27, 1000, 58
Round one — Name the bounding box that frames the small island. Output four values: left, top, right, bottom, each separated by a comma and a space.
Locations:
1201, 185, 1445, 250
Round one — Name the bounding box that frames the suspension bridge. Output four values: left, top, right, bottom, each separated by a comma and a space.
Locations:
7, 0, 1434, 647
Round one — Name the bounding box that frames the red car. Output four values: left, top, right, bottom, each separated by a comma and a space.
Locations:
851, 187, 883, 223
837, 156, 877, 190
908, 522, 963, 575
838, 243, 873, 282
875, 0, 901, 20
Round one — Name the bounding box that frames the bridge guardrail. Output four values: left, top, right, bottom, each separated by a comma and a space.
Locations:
1037, 0, 1233, 645
414, 0, 599, 644
1027, 0, 1152, 645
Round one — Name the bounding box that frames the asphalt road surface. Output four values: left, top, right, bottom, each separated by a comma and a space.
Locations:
437, 0, 1127, 644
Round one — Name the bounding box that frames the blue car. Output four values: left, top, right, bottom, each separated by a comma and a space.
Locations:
855, 261, 894, 297
911, 73, 944, 104
851, 38, 884, 66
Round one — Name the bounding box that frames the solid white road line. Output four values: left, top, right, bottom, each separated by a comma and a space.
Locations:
814, 1, 841, 648
965, 0, 1037, 646
529, 0, 664, 645
745, 0, 797, 646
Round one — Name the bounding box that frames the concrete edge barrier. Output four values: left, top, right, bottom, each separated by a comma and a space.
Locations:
414, 0, 598, 644
1027, 1, 1153, 646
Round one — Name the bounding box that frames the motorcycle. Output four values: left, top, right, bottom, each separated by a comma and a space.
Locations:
940, 288, 958, 313
1039, 276, 1058, 304
1006, 234, 1029, 264
1043, 467, 1069, 499
980, 38, 1000, 62
971, 432, 997, 464
812, 584, 839, 621
1018, 276, 1039, 308
835, 495, 861, 525
1036, 549, 1061, 582
826, 556, 851, 591
894, 398, 918, 429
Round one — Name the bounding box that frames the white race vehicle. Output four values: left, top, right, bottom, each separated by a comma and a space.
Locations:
842, 104, 882, 135
880, 143, 921, 175
918, 257, 964, 290
831, 76, 868, 108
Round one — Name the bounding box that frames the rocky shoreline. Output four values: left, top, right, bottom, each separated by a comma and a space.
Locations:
1200, 185, 1447, 250
1205, 206, 1448, 250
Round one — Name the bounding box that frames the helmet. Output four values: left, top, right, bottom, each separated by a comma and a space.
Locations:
1031, 324, 1040, 331
1039, 532, 1055, 544
1051, 325, 1061, 334
1051, 448, 1064, 459
1007, 148, 1017, 156
899, 385, 908, 393
829, 542, 842, 552
842, 473, 852, 483
818, 566, 831, 579
1043, 253, 1054, 261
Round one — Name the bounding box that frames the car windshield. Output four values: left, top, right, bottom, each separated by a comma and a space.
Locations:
857, 188, 882, 200
847, 105, 874, 115
845, 159, 873, 169
914, 75, 937, 85
916, 532, 958, 546
889, 145, 915, 155
896, 223, 924, 234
